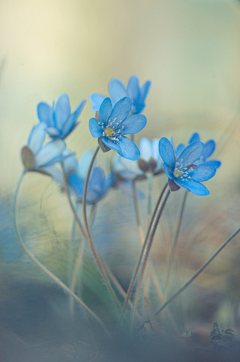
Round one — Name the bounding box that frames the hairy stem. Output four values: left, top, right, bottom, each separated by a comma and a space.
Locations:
14, 171, 110, 337
130, 189, 171, 330
82, 146, 121, 311
138, 227, 240, 331
119, 182, 168, 324
163, 191, 188, 301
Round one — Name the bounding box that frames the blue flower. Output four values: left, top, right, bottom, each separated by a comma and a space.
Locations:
37, 94, 86, 139
68, 166, 114, 204
21, 123, 67, 173
175, 133, 221, 169
159, 137, 216, 196
89, 97, 147, 160
90, 75, 151, 114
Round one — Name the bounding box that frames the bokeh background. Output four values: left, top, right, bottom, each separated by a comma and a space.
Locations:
1, 0, 240, 360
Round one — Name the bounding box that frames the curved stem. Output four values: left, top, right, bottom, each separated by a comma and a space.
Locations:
130, 189, 171, 330
132, 178, 178, 334
62, 165, 132, 313
119, 182, 168, 323
69, 238, 86, 315
14, 171, 110, 337
82, 146, 121, 311
61, 162, 85, 237
137, 227, 240, 331
163, 191, 188, 301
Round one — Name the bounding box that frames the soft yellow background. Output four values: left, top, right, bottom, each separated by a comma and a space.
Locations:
0, 0, 240, 191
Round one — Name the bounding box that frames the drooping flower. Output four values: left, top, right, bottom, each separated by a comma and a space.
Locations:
89, 97, 147, 160
175, 132, 221, 169
21, 123, 67, 174
159, 137, 216, 196
37, 94, 86, 139
90, 75, 151, 114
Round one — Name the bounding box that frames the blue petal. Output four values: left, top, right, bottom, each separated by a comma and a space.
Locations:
54, 94, 70, 129
37, 102, 54, 127
175, 143, 185, 158
189, 132, 200, 144
101, 137, 122, 151
62, 100, 85, 138
89, 167, 105, 190
173, 179, 190, 192
177, 141, 204, 167
61, 115, 78, 138
90, 93, 107, 111
35, 139, 66, 168
139, 137, 152, 161
205, 160, 221, 169
121, 114, 147, 135
108, 78, 128, 103
163, 162, 174, 179
175, 179, 210, 196
201, 140, 215, 160
117, 136, 140, 160
109, 97, 132, 123
140, 80, 151, 103
127, 76, 139, 101
159, 137, 176, 171
99, 97, 112, 127
68, 173, 85, 199
89, 118, 103, 138
27, 122, 46, 155
189, 164, 216, 182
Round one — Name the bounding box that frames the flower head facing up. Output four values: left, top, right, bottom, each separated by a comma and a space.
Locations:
108, 76, 151, 114
90, 75, 151, 114
175, 132, 221, 169
159, 137, 216, 196
21, 123, 66, 174
89, 97, 147, 161
37, 94, 86, 139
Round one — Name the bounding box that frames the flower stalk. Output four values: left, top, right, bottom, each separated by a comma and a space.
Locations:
137, 226, 240, 332
82, 146, 121, 311
14, 171, 110, 337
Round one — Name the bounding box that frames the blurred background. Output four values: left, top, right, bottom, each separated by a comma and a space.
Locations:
0, 0, 240, 360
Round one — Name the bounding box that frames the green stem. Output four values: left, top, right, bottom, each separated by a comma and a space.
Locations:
137, 227, 240, 331
163, 191, 188, 301
119, 182, 168, 324
130, 189, 171, 331
82, 146, 121, 311
14, 171, 110, 337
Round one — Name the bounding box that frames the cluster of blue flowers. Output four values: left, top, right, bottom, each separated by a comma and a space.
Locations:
21, 75, 221, 206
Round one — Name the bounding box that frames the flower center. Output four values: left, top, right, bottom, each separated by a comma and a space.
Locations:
173, 168, 183, 178
104, 127, 115, 137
